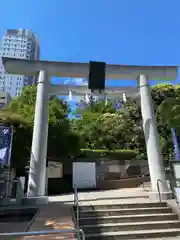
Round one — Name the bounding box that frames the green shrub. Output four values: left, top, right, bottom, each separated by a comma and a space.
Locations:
75, 149, 137, 160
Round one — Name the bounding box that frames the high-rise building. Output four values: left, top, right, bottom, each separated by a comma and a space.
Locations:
0, 29, 40, 98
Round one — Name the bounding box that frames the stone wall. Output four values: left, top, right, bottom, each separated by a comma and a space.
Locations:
96, 159, 149, 181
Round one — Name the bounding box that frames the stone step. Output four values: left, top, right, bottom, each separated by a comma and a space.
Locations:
49, 188, 149, 203
79, 202, 167, 211
77, 197, 151, 206
140, 181, 171, 191
79, 213, 178, 225
81, 220, 180, 234
79, 207, 172, 218
85, 228, 180, 240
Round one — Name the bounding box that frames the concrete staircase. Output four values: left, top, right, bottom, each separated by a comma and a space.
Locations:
78, 202, 180, 239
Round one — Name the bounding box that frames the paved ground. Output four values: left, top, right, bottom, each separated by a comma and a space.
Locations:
48, 187, 150, 205
21, 203, 76, 240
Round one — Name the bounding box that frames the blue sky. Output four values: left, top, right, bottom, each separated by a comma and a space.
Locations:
0, 0, 180, 109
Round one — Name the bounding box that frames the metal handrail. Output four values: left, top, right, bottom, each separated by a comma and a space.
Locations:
0, 228, 85, 240
24, 208, 40, 232
157, 178, 170, 202
73, 185, 80, 229
157, 178, 180, 214
157, 179, 162, 202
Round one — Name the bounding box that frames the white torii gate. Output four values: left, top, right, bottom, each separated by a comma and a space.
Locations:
2, 57, 178, 201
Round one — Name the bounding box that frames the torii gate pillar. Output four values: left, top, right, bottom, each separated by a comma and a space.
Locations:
27, 70, 49, 198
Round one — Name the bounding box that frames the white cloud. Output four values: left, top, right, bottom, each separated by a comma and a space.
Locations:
64, 78, 88, 86
62, 78, 88, 103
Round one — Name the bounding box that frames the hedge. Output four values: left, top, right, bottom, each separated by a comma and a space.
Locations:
75, 149, 138, 160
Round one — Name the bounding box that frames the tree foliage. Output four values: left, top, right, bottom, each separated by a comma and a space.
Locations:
72, 84, 180, 160
1, 83, 180, 171
1, 85, 81, 172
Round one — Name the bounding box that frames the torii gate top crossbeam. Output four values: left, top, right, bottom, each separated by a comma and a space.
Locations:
2, 57, 178, 80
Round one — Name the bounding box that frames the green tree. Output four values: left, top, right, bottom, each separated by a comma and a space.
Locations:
152, 84, 178, 158
72, 98, 145, 151
1, 85, 81, 172
72, 84, 180, 159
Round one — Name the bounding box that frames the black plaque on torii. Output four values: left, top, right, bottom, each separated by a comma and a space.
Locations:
88, 61, 106, 93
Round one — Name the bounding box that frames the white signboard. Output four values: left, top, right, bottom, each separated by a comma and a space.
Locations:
174, 187, 180, 203
173, 164, 180, 179
73, 162, 96, 189
19, 176, 25, 192
48, 161, 63, 178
